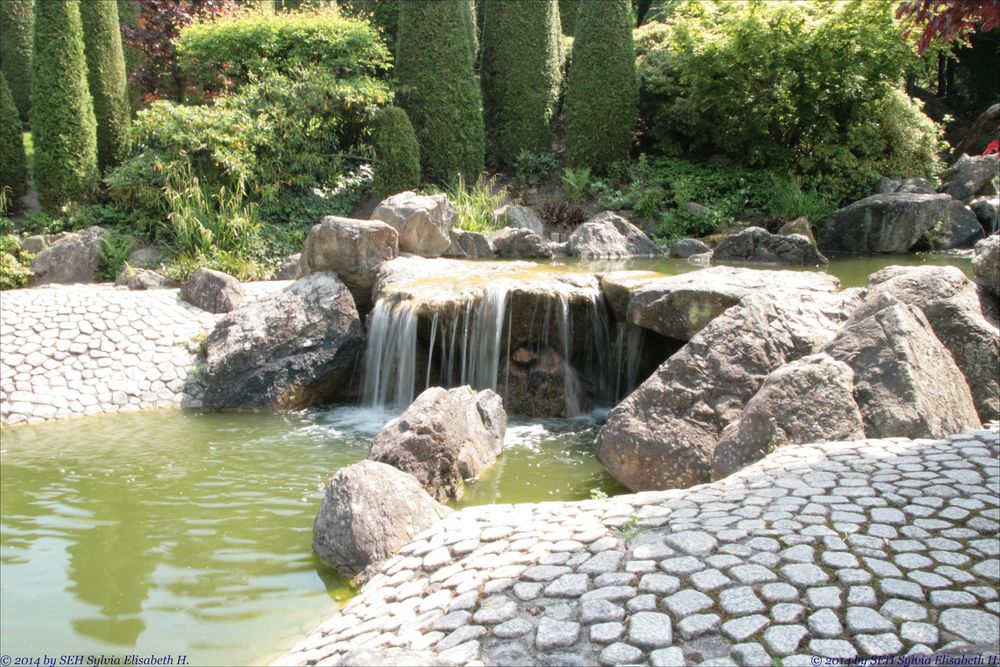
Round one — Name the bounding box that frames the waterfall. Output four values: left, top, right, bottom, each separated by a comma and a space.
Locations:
612, 323, 646, 403
361, 299, 418, 408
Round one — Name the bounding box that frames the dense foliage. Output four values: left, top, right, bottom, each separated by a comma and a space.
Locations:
0, 0, 32, 123
480, 0, 562, 167
31, 0, 99, 211
176, 7, 391, 101
121, 0, 240, 102
396, 0, 485, 184
897, 0, 1000, 53
371, 106, 421, 200
635, 0, 943, 201
564, 0, 638, 173
0, 73, 27, 200
558, 0, 580, 34
80, 0, 132, 171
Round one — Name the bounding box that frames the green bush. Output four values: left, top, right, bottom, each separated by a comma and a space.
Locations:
514, 149, 558, 187
80, 0, 131, 171
176, 7, 390, 101
0, 232, 33, 290
396, 0, 485, 184
338, 0, 400, 53
31, 0, 99, 211
0, 0, 33, 123
480, 0, 563, 167
108, 67, 390, 218
564, 0, 637, 173
371, 106, 421, 200
435, 173, 508, 233
635, 0, 942, 202
0, 73, 28, 200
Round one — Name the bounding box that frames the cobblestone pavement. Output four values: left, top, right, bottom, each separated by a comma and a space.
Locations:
280, 428, 1000, 667
0, 283, 287, 425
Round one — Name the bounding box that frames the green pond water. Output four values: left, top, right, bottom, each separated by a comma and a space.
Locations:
0, 251, 973, 665
0, 408, 621, 666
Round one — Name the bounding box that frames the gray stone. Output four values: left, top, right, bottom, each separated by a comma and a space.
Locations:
712, 226, 827, 266
935, 200, 985, 249
443, 230, 493, 259
472, 598, 516, 625
274, 253, 302, 280
780, 564, 829, 586
819, 193, 957, 253
370, 386, 506, 502
763, 625, 808, 656
939, 608, 1000, 644
639, 573, 680, 595
181, 268, 243, 314
311, 461, 450, 579
809, 639, 856, 658
497, 205, 545, 235
30, 226, 107, 285
300, 216, 398, 312
599, 642, 643, 666
663, 589, 714, 616
808, 609, 843, 637
628, 612, 672, 648
940, 154, 999, 202
668, 238, 710, 258
535, 617, 580, 651
198, 273, 364, 409
678, 614, 720, 639
665, 530, 718, 556
845, 607, 895, 633
371, 192, 455, 257
719, 587, 766, 615
721, 615, 769, 641
493, 618, 532, 639
581, 599, 625, 624
974, 234, 1000, 298
489, 227, 553, 259
855, 633, 903, 657
590, 622, 625, 644
901, 622, 939, 645
568, 211, 660, 259
650, 648, 686, 667
544, 574, 589, 598
114, 267, 177, 291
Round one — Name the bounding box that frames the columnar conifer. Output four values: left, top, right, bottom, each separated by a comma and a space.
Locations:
371, 106, 421, 200
81, 0, 132, 171
0, 73, 28, 199
0, 0, 33, 122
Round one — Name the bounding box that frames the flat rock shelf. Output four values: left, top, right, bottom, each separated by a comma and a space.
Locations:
280, 427, 1000, 667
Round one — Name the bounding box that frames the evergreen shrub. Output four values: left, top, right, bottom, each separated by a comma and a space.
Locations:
371, 106, 420, 200
0, 0, 33, 122
81, 0, 132, 171
0, 73, 28, 199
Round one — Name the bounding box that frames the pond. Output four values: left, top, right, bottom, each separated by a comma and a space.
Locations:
0, 251, 973, 665
0, 408, 622, 666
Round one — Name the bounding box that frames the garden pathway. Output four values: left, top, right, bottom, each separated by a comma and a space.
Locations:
0, 281, 288, 425
279, 427, 1000, 667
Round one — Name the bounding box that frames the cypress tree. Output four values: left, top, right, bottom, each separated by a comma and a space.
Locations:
0, 73, 28, 200
558, 0, 580, 35
461, 0, 478, 69
31, 0, 99, 210
396, 0, 484, 184
371, 106, 421, 201
564, 0, 637, 172
81, 0, 132, 171
481, 0, 562, 167
0, 0, 33, 123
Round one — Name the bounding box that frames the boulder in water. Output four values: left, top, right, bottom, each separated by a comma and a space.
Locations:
489, 227, 553, 259
818, 193, 953, 253
300, 216, 399, 313
312, 460, 450, 579
198, 273, 365, 409
369, 386, 507, 501
567, 211, 661, 259
823, 292, 981, 439
711, 226, 828, 266
370, 191, 456, 257
443, 229, 494, 258
181, 267, 243, 313
667, 238, 710, 259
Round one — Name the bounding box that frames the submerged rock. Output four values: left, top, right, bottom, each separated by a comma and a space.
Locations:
300, 216, 399, 313
713, 353, 865, 479
594, 289, 863, 491
818, 193, 954, 253
312, 460, 450, 579
371, 191, 456, 257
567, 211, 661, 259
198, 273, 365, 409
29, 226, 106, 285
866, 265, 999, 421
824, 293, 981, 439
711, 226, 828, 266
369, 386, 507, 501
181, 267, 243, 313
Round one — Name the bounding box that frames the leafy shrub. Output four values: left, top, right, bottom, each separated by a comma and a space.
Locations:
0, 232, 33, 290
635, 0, 942, 201
564, 0, 637, 172
0, 74, 28, 200
371, 106, 421, 200
480, 0, 563, 167
762, 174, 837, 222
396, 0, 485, 184
31, 0, 99, 210
515, 150, 559, 187
337, 0, 401, 54
537, 200, 585, 229
176, 7, 391, 101
562, 167, 591, 200
80, 0, 132, 171
0, 0, 33, 122
97, 229, 135, 281
436, 173, 509, 233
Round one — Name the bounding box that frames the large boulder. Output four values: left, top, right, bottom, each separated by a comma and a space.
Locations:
603, 266, 841, 342
198, 273, 365, 409
274, 253, 302, 280
711, 226, 828, 266
823, 293, 981, 439
496, 204, 545, 235
181, 268, 243, 313
567, 211, 661, 259
667, 238, 710, 259
29, 226, 106, 285
369, 386, 507, 501
489, 227, 553, 259
940, 154, 999, 202
777, 217, 816, 244
970, 196, 998, 234
126, 245, 164, 268
496, 347, 590, 418
370, 192, 456, 257
20, 231, 71, 255
712, 354, 865, 479
312, 460, 450, 579
300, 216, 399, 313
443, 229, 494, 258
973, 234, 1000, 297
933, 200, 984, 249
594, 289, 864, 491
818, 193, 955, 253
867, 265, 999, 421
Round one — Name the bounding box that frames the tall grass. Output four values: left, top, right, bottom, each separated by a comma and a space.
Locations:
764, 173, 836, 222
437, 173, 510, 233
